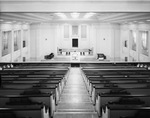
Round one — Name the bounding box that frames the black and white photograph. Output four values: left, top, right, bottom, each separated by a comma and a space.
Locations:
0, 0, 150, 118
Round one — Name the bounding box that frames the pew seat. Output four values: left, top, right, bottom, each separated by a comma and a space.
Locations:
0, 104, 49, 118
0, 93, 55, 117
102, 104, 150, 118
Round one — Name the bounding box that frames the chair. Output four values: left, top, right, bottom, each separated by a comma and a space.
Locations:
44, 53, 54, 59
97, 53, 106, 60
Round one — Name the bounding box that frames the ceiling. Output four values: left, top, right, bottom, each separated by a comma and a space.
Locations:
0, 12, 150, 25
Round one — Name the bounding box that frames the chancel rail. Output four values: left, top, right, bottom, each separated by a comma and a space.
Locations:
57, 48, 93, 56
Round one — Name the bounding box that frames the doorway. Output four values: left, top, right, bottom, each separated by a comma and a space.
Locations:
72, 38, 78, 47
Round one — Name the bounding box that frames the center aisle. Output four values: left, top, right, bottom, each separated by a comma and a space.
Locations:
54, 67, 99, 118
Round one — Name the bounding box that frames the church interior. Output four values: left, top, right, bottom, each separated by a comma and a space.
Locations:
0, 0, 150, 118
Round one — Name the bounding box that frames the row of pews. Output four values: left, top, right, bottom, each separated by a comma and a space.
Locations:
0, 62, 70, 118
81, 62, 150, 118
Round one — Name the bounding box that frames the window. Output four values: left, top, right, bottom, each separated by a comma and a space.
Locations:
130, 30, 137, 51
14, 30, 21, 51
2, 31, 11, 56
64, 25, 69, 38
141, 31, 149, 56
81, 25, 87, 38
72, 25, 78, 36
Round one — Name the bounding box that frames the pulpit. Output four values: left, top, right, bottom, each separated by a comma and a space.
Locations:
71, 51, 80, 61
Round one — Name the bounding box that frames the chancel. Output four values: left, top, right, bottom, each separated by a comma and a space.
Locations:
0, 0, 150, 118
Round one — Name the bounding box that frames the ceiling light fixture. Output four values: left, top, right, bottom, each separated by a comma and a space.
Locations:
55, 13, 67, 19
84, 12, 96, 19
71, 12, 80, 19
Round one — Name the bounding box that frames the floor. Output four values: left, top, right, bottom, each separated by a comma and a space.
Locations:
53, 68, 99, 118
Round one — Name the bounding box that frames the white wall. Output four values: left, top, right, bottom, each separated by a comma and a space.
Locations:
0, 23, 30, 62
39, 24, 56, 59
96, 23, 120, 61
56, 23, 121, 60
1, 21, 149, 62
30, 23, 56, 60
120, 23, 150, 62
113, 26, 120, 61
30, 22, 121, 61
30, 23, 97, 60
57, 24, 91, 49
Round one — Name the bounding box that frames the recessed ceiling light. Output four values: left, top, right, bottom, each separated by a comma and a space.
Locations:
84, 13, 96, 19
55, 13, 67, 19
71, 12, 80, 19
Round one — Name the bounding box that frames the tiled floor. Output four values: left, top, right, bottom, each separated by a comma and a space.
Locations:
54, 68, 99, 118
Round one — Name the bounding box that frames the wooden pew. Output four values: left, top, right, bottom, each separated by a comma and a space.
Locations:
83, 76, 150, 105
83, 69, 150, 76
0, 87, 56, 95
0, 104, 50, 118
0, 93, 55, 117
1, 82, 63, 103
95, 93, 150, 116
81, 68, 150, 96
102, 104, 150, 118
81, 64, 150, 118
0, 68, 69, 101
0, 63, 70, 118
0, 62, 70, 68
87, 82, 149, 97
87, 76, 150, 81
0, 62, 70, 118
91, 86, 150, 104
81, 62, 150, 69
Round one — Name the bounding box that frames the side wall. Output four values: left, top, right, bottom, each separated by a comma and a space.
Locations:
30, 23, 56, 61
0, 23, 30, 62
95, 23, 120, 61
120, 23, 150, 62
